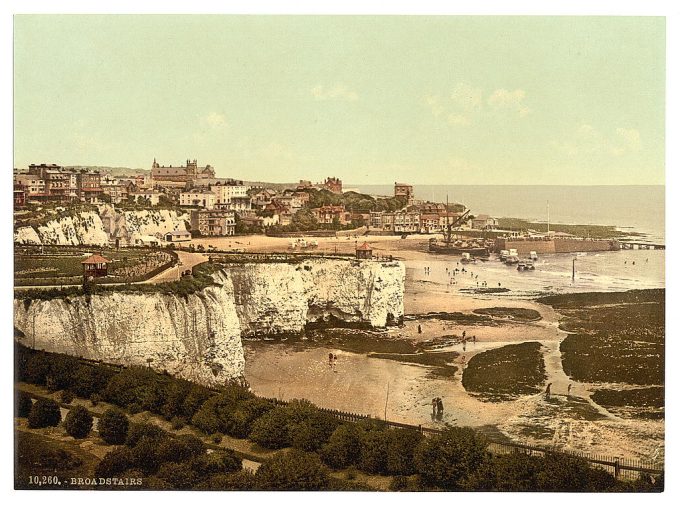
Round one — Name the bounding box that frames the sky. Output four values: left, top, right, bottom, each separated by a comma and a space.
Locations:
13, 15, 666, 185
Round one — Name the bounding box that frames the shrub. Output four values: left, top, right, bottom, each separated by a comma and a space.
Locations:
170, 416, 186, 430
156, 434, 205, 464
90, 393, 101, 407
28, 398, 61, 428
462, 451, 540, 491
358, 429, 390, 474
414, 427, 488, 490
534, 452, 616, 492
387, 428, 423, 476
211, 433, 223, 444
64, 405, 93, 439
286, 399, 339, 452
249, 407, 291, 449
321, 424, 362, 469
20, 352, 51, 385
16, 391, 33, 418
130, 436, 164, 475
155, 461, 199, 489
71, 366, 114, 399
95, 447, 134, 478
125, 422, 167, 447
61, 390, 74, 404
103, 367, 169, 413
98, 408, 130, 445
256, 449, 330, 491
192, 450, 242, 475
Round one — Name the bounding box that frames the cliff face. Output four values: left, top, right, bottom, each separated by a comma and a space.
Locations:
14, 287, 244, 386
221, 259, 405, 335
14, 209, 188, 246
13, 259, 405, 386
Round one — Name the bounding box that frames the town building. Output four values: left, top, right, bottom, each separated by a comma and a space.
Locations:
82, 254, 111, 281
323, 177, 343, 193
14, 174, 46, 200
100, 178, 130, 204
151, 158, 216, 183
312, 205, 349, 225
75, 169, 103, 203
251, 188, 277, 209
472, 214, 498, 230
355, 242, 373, 260
208, 180, 251, 211
394, 182, 415, 203
180, 189, 216, 209
190, 209, 236, 236
164, 230, 192, 242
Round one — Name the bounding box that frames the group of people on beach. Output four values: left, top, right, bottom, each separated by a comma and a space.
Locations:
328, 352, 339, 371
544, 383, 573, 400
424, 262, 500, 291
431, 397, 444, 420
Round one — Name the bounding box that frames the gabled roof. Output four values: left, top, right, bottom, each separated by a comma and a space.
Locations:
356, 242, 373, 251
82, 254, 111, 264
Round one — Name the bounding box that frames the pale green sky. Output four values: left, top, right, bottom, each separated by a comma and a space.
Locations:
14, 15, 665, 184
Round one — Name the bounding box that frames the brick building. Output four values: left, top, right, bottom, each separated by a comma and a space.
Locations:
190, 209, 235, 236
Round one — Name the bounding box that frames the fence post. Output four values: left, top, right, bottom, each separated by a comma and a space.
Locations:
614, 458, 620, 479
418, 424, 422, 434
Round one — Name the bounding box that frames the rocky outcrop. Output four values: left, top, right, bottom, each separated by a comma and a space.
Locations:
13, 208, 189, 246
13, 259, 405, 386
14, 287, 244, 386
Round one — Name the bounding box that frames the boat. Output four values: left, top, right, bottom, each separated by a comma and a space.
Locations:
517, 260, 535, 271
428, 197, 490, 257
505, 255, 520, 265
460, 252, 477, 264
528, 251, 538, 260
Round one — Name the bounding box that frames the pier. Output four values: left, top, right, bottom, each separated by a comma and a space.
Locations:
619, 242, 665, 250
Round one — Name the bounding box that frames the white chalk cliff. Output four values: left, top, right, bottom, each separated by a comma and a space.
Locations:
14, 208, 189, 246
14, 259, 405, 386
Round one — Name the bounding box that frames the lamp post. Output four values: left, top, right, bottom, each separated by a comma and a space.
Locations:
572, 256, 576, 282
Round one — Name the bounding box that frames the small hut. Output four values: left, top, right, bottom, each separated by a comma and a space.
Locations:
355, 242, 373, 260
82, 253, 112, 280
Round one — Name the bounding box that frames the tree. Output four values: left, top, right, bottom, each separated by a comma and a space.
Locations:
256, 449, 330, 491
155, 461, 199, 489
358, 428, 390, 474
414, 427, 488, 490
291, 208, 318, 231
28, 398, 61, 428
249, 407, 291, 449
286, 399, 339, 452
64, 405, 93, 439
16, 391, 33, 418
387, 428, 423, 476
95, 447, 134, 478
98, 408, 130, 445
320, 423, 362, 469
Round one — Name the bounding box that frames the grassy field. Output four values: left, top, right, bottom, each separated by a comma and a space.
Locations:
462, 342, 546, 401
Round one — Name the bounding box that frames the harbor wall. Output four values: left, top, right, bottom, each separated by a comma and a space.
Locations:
495, 238, 620, 255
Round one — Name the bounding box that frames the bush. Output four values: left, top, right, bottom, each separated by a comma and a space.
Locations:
16, 391, 33, 418
211, 433, 223, 444
71, 366, 114, 399
286, 399, 339, 452
125, 422, 167, 447
414, 427, 488, 490
170, 416, 186, 430
95, 447, 134, 478
358, 429, 390, 474
534, 452, 616, 492
103, 367, 168, 412
389, 475, 410, 491
130, 436, 164, 475
462, 451, 540, 491
321, 424, 362, 469
155, 461, 199, 489
64, 405, 93, 438
154, 434, 205, 464
98, 408, 129, 445
61, 390, 74, 404
28, 398, 62, 428
256, 449, 330, 491
90, 393, 101, 407
249, 407, 291, 449
387, 428, 423, 476
192, 450, 242, 475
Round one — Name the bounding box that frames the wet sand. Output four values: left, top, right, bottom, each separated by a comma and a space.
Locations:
195, 233, 665, 461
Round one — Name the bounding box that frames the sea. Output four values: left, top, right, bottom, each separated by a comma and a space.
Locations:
353, 184, 666, 293
353, 185, 665, 243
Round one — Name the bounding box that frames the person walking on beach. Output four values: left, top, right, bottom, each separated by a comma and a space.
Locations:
418, 324, 422, 334
567, 383, 572, 398
437, 397, 444, 416
431, 398, 437, 417
462, 330, 466, 339
328, 352, 334, 367
545, 383, 552, 399
472, 335, 476, 343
